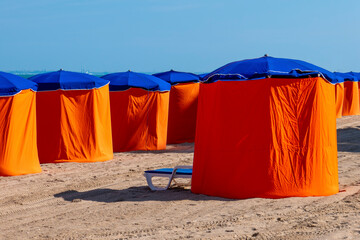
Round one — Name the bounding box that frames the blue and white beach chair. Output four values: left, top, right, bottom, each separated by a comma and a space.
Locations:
144, 165, 192, 191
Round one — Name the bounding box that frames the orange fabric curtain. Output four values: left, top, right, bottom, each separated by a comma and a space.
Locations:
342, 81, 360, 116
36, 85, 113, 163
192, 77, 338, 199
110, 88, 169, 152
0, 90, 41, 176
335, 82, 344, 118
167, 82, 199, 144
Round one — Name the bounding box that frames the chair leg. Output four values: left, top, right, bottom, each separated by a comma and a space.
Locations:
145, 173, 171, 191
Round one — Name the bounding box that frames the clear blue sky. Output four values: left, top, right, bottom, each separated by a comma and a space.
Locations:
1, 0, 360, 73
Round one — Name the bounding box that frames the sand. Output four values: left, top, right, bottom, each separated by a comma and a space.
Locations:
0, 116, 360, 240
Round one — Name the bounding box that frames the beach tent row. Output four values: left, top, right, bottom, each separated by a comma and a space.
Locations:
0, 70, 114, 176
333, 72, 360, 118
0, 69, 200, 176
1, 55, 358, 201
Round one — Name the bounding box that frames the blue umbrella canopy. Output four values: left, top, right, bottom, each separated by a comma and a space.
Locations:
334, 72, 358, 83
29, 69, 109, 91
153, 70, 200, 85
101, 71, 171, 91
0, 71, 37, 96
202, 55, 339, 84
198, 73, 209, 80
344, 72, 360, 81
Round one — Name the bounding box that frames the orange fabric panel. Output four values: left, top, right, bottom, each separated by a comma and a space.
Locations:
192, 77, 338, 199
335, 83, 344, 118
342, 81, 360, 116
167, 82, 199, 144
110, 88, 169, 152
36, 85, 113, 163
0, 90, 41, 176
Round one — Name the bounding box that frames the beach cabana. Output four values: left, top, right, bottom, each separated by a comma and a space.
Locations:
192, 55, 339, 199
29, 70, 113, 163
346, 72, 360, 115
101, 71, 171, 152
153, 70, 200, 144
0, 71, 41, 176
333, 73, 345, 118
335, 72, 360, 116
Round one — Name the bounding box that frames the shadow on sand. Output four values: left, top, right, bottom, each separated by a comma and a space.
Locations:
114, 143, 195, 154
54, 128, 360, 204
54, 186, 233, 203
337, 127, 360, 153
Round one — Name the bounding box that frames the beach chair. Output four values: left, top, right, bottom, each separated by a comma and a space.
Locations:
144, 165, 192, 191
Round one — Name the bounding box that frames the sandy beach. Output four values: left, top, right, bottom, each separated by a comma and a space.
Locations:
0, 115, 359, 240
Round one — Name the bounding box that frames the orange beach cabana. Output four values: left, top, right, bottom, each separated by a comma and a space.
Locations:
333, 75, 345, 119
343, 72, 360, 116
192, 56, 339, 199
29, 70, 113, 163
101, 71, 171, 152
153, 70, 200, 144
348, 71, 360, 105
0, 71, 41, 176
